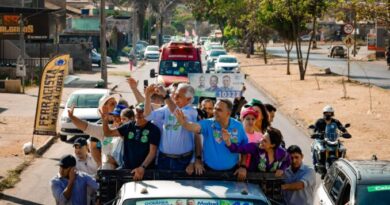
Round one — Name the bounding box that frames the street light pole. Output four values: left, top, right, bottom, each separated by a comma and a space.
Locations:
100, 0, 107, 88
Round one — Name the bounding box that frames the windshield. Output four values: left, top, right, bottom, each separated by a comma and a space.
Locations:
123, 198, 268, 205
357, 184, 390, 205
147, 47, 159, 51
159, 60, 202, 76
210, 51, 227, 57
67, 94, 104, 108
219, 57, 237, 63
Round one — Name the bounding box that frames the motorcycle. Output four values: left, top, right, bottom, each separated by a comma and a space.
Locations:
309, 123, 352, 179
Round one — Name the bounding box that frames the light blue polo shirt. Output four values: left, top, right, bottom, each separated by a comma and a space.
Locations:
199, 118, 248, 170
283, 164, 316, 205
147, 105, 198, 155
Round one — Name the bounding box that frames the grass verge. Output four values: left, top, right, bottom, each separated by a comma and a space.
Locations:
0, 160, 31, 192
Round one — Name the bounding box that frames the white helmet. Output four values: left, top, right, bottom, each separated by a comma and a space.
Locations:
323, 105, 334, 113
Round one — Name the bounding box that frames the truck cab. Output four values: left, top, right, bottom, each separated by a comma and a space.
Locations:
150, 41, 202, 87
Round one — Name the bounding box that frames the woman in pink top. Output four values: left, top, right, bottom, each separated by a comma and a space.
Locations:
241, 107, 264, 167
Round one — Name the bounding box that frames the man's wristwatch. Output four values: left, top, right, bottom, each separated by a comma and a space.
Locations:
239, 164, 247, 169
196, 155, 202, 161
141, 164, 147, 169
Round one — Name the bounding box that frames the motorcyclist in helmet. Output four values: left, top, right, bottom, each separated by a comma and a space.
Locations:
314, 105, 348, 136
312, 105, 351, 167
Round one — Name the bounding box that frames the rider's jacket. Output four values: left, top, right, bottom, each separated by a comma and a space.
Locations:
314, 118, 346, 137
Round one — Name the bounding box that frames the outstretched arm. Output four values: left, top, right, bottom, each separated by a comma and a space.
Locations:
174, 109, 201, 133
68, 105, 88, 131
128, 77, 145, 104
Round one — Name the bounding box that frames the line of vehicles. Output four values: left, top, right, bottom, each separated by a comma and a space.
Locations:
59, 36, 390, 205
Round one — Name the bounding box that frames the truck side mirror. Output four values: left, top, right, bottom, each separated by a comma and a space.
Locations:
345, 123, 351, 128
244, 74, 249, 79
150, 69, 156, 78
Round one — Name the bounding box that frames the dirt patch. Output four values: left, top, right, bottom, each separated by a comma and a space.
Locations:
236, 52, 390, 160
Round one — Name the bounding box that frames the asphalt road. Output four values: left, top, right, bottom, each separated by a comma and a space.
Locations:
267, 46, 390, 89
0, 61, 317, 204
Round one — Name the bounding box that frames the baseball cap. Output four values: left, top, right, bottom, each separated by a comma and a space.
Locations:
73, 137, 88, 147
245, 98, 263, 108
135, 103, 145, 111
57, 154, 76, 168
241, 107, 259, 119
109, 104, 127, 116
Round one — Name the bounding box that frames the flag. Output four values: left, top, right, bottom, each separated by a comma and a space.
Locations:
33, 54, 70, 136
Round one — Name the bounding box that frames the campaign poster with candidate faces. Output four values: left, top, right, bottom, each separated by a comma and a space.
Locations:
137, 199, 253, 205
188, 73, 244, 98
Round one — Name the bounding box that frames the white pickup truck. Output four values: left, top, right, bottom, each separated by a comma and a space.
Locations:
97, 170, 284, 205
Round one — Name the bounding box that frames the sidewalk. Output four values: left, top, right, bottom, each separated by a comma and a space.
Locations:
235, 52, 390, 160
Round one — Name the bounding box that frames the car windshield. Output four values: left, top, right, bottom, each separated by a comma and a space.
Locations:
123, 198, 268, 205
159, 60, 202, 76
219, 57, 237, 63
147, 47, 159, 51
356, 184, 390, 205
210, 50, 227, 57
67, 94, 104, 108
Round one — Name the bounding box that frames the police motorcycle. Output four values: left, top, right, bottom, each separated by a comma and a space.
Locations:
309, 122, 351, 179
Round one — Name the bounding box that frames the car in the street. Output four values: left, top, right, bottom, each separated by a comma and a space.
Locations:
199, 36, 209, 45
314, 157, 390, 205
206, 49, 227, 72
163, 35, 171, 44
215, 55, 240, 73
91, 49, 112, 66
300, 34, 312, 41
328, 45, 347, 58
59, 89, 111, 142
143, 45, 160, 61
132, 41, 149, 60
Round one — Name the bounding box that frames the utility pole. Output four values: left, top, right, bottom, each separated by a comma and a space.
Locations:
100, 0, 107, 88
19, 10, 25, 93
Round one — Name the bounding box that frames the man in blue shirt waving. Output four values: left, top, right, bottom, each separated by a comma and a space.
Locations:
175, 99, 248, 180
144, 83, 200, 173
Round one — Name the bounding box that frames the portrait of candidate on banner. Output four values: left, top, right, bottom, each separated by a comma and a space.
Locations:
188, 73, 244, 98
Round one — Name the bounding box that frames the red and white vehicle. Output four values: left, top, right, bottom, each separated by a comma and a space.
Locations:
150, 41, 203, 87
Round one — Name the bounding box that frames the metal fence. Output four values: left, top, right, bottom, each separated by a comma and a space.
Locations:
0, 58, 50, 82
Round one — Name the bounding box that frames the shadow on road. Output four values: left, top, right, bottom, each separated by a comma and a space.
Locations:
0, 193, 43, 205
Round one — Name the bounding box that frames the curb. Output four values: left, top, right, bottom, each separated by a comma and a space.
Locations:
35, 136, 57, 156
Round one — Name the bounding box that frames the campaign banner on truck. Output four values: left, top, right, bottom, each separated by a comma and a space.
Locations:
33, 54, 69, 136
188, 73, 244, 98
136, 199, 253, 205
